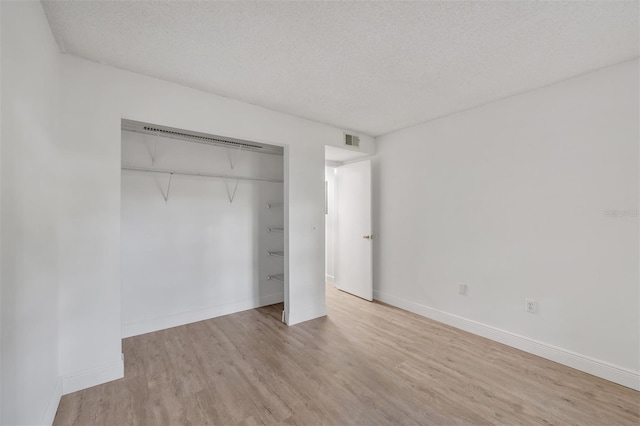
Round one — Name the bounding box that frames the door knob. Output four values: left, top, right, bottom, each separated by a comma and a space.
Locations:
362, 235, 373, 240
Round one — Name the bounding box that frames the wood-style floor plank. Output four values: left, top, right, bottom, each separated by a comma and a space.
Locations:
54, 285, 640, 425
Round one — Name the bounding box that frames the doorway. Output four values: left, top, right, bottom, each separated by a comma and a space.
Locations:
325, 146, 373, 302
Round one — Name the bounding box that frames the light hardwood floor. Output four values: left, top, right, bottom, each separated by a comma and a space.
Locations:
54, 285, 639, 425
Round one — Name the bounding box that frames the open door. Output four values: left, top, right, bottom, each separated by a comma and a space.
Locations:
335, 160, 373, 301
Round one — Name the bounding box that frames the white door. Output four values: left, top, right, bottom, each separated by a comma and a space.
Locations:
335, 159, 373, 301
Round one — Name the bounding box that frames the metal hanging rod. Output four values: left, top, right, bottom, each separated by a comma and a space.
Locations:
121, 165, 284, 184
266, 202, 284, 209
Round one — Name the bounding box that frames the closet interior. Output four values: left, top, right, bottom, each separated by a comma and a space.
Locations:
120, 119, 285, 337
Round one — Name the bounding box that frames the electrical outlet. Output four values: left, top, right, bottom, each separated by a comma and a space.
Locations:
458, 283, 467, 295
525, 299, 537, 313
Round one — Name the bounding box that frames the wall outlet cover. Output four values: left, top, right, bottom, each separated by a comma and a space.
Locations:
525, 299, 537, 313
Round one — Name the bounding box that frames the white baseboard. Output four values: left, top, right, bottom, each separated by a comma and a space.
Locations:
325, 274, 335, 284
122, 293, 285, 338
42, 378, 62, 425
373, 290, 640, 391
61, 357, 125, 395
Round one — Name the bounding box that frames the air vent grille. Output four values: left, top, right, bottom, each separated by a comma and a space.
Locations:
345, 133, 360, 147
143, 126, 262, 150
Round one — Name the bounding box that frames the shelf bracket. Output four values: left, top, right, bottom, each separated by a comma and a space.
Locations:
227, 146, 243, 170
267, 273, 284, 282
163, 173, 173, 203
150, 132, 159, 166
225, 178, 240, 203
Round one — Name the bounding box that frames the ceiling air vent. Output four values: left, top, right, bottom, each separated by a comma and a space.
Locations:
344, 133, 360, 148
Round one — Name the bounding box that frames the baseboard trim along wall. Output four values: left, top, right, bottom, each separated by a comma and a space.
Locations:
61, 357, 125, 395
326, 274, 335, 284
373, 290, 640, 391
43, 378, 63, 425
122, 293, 285, 338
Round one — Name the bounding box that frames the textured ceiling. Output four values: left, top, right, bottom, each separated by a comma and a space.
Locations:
42, 1, 639, 136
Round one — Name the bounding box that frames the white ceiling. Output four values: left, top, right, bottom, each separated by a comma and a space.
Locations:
42, 1, 638, 137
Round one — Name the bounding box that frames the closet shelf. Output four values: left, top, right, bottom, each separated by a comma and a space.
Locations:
121, 165, 284, 184
268, 251, 284, 257
266, 202, 284, 209
267, 227, 284, 233
267, 273, 285, 282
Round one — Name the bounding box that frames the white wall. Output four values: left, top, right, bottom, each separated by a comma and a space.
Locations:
0, 2, 62, 424
121, 130, 284, 336
373, 60, 639, 389
325, 166, 336, 283
1, 3, 3, 421
58, 54, 374, 392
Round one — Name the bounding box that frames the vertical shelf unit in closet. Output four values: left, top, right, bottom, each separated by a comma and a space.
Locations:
266, 202, 285, 283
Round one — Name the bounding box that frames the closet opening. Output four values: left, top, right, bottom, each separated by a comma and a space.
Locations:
120, 119, 286, 339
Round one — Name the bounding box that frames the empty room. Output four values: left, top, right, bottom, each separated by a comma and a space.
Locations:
1, 1, 638, 425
